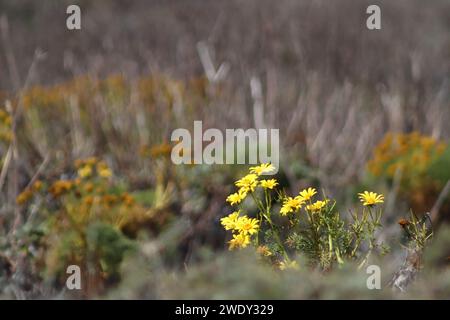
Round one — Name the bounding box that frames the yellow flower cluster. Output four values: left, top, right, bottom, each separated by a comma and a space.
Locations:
220, 210, 259, 250
222, 164, 274, 250
49, 180, 73, 198
367, 132, 446, 179
75, 157, 112, 179
16, 180, 43, 205
226, 163, 277, 206
280, 187, 324, 216
17, 158, 136, 215
222, 163, 386, 262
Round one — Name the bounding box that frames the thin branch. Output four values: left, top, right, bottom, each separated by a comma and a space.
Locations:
430, 180, 450, 223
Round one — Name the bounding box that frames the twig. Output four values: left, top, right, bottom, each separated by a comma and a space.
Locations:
0, 15, 21, 90
430, 180, 450, 223
24, 153, 51, 190
196, 41, 229, 83
0, 145, 12, 192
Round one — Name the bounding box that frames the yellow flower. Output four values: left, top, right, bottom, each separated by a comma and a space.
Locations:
279, 260, 299, 270
98, 167, 112, 178
249, 163, 275, 175
260, 179, 278, 190
220, 211, 240, 230
48, 180, 73, 197
228, 233, 251, 250
280, 196, 304, 215
83, 195, 94, 206
97, 161, 112, 178
226, 189, 247, 205
235, 174, 258, 193
32, 180, 43, 191
358, 191, 384, 207
299, 187, 317, 201
236, 216, 259, 235
306, 200, 328, 212
78, 165, 92, 178
85, 157, 98, 166
16, 189, 33, 205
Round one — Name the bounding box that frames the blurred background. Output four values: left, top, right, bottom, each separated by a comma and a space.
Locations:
0, 0, 449, 299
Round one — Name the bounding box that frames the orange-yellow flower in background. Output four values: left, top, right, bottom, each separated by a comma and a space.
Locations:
358, 191, 384, 207
16, 189, 33, 205
99, 167, 112, 178
78, 165, 92, 178
32, 180, 43, 191
49, 180, 73, 197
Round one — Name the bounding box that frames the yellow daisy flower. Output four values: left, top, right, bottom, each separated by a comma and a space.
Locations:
358, 191, 384, 207
220, 211, 240, 230
226, 189, 248, 205
249, 163, 276, 175
280, 196, 304, 216
228, 233, 250, 250
236, 216, 259, 235
235, 173, 258, 193
260, 179, 278, 189
299, 187, 317, 201
306, 200, 328, 212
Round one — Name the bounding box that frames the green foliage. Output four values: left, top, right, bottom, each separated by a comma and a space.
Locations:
86, 222, 137, 277
428, 146, 450, 183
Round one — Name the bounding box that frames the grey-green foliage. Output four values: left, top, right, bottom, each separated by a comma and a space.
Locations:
107, 225, 450, 300
86, 222, 137, 277
428, 146, 450, 183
